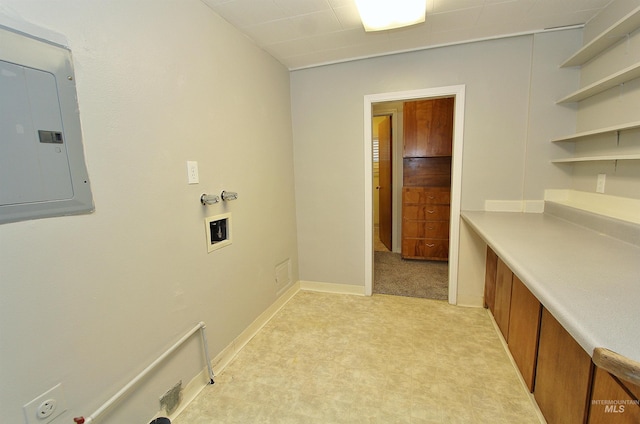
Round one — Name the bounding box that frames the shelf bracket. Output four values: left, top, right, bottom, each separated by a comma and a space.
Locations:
616, 130, 621, 146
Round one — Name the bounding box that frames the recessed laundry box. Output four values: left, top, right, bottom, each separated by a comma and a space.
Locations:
205, 213, 232, 252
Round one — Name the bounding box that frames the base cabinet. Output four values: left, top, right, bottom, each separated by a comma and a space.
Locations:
484, 248, 639, 424
588, 367, 640, 423
484, 247, 498, 312
507, 276, 542, 392
534, 308, 593, 424
493, 258, 513, 339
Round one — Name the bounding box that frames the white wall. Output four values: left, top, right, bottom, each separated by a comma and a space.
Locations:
0, 1, 298, 423
291, 30, 581, 293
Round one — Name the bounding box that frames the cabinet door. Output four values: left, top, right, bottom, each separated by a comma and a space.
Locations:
484, 247, 498, 312
494, 258, 513, 339
403, 98, 453, 158
507, 276, 542, 392
589, 367, 640, 423
535, 308, 593, 424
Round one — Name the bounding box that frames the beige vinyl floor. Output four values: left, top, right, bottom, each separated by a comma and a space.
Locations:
172, 291, 543, 423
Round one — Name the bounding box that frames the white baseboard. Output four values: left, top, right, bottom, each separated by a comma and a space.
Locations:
154, 282, 301, 422
299, 280, 366, 296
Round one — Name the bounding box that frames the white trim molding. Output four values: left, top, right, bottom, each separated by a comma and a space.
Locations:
299, 280, 366, 296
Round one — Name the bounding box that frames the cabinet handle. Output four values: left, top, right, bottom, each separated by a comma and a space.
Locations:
427, 210, 435, 214
427, 196, 435, 200
426, 243, 435, 247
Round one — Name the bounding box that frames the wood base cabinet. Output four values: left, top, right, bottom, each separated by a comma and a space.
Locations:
493, 258, 513, 339
507, 276, 542, 392
535, 308, 593, 424
588, 367, 640, 423
484, 247, 498, 312
483, 249, 640, 424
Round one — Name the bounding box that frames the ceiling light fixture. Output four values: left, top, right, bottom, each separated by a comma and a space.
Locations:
355, 0, 426, 32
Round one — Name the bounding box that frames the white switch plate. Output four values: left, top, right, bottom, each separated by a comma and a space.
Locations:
23, 383, 67, 424
596, 173, 606, 193
187, 161, 199, 184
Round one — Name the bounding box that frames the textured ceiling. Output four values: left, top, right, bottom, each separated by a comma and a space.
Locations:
202, 0, 613, 70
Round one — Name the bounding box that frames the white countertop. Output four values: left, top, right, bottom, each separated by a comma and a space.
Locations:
462, 210, 640, 363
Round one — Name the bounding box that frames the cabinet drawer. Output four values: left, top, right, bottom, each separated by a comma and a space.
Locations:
402, 239, 449, 260
403, 187, 450, 204
403, 205, 450, 220
402, 220, 449, 239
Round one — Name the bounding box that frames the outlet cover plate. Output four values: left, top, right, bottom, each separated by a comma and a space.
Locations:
187, 161, 199, 184
23, 383, 67, 424
596, 173, 606, 193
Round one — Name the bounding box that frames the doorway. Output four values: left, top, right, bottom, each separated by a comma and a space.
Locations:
363, 86, 466, 303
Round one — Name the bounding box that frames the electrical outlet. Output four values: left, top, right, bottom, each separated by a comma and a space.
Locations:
23, 384, 67, 424
596, 173, 606, 193
187, 161, 199, 184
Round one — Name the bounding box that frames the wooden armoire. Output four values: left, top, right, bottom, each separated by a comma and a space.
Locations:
401, 97, 454, 261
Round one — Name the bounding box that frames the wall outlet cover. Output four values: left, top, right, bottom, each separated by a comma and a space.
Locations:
23, 383, 67, 424
596, 173, 606, 193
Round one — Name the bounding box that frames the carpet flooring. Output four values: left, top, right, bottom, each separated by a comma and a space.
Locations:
373, 251, 448, 300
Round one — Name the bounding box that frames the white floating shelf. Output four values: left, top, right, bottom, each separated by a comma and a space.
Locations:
561, 6, 640, 68
551, 121, 640, 142
552, 154, 640, 163
556, 61, 640, 103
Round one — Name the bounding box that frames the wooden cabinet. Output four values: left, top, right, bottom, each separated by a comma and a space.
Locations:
535, 308, 593, 424
483, 249, 640, 423
401, 98, 454, 261
493, 258, 513, 339
401, 187, 449, 260
403, 98, 454, 157
484, 247, 498, 312
589, 367, 640, 423
507, 276, 542, 392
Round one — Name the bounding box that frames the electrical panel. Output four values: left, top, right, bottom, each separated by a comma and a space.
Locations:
0, 24, 93, 224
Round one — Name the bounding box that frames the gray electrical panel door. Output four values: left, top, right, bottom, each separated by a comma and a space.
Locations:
1, 61, 74, 205
0, 25, 93, 224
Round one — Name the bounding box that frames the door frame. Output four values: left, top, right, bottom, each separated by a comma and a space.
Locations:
363, 85, 466, 304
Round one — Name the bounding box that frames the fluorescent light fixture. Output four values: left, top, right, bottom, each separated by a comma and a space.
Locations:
355, 0, 426, 32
